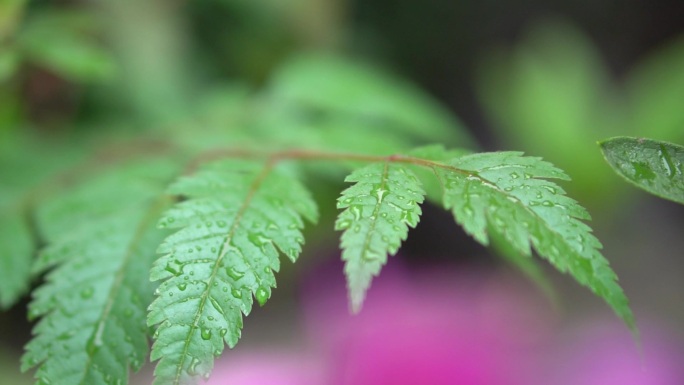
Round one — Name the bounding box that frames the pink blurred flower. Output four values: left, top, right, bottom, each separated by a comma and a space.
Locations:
204, 350, 326, 385
537, 321, 684, 385
204, 260, 684, 385
301, 264, 551, 385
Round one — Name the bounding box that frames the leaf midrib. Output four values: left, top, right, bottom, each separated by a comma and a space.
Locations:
173, 163, 274, 385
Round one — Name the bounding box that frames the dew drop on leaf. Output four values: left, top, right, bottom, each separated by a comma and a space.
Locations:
209, 297, 224, 315
256, 286, 269, 306
80, 287, 94, 299
200, 327, 212, 340
178, 283, 187, 291
226, 266, 245, 281
231, 288, 242, 299
188, 357, 201, 375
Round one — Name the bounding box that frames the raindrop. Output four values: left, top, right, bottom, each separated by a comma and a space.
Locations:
659, 145, 676, 178
80, 287, 94, 299
217, 220, 227, 228
219, 328, 228, 337
188, 357, 201, 375
510, 172, 519, 179
226, 267, 245, 280
350, 205, 362, 221
231, 288, 242, 299
165, 260, 183, 276
210, 297, 225, 315
178, 283, 187, 291
256, 286, 269, 306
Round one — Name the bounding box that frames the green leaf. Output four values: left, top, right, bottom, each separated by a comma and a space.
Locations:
600, 137, 684, 204
476, 20, 620, 204
336, 162, 425, 312
268, 53, 474, 148
22, 160, 178, 385
0, 136, 86, 309
18, 10, 116, 82
436, 152, 635, 332
0, 208, 32, 309
625, 37, 684, 142
148, 160, 317, 385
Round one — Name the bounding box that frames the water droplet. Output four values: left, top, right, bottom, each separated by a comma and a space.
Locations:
336, 219, 352, 230
226, 266, 245, 281
542, 200, 553, 207
219, 328, 228, 337
543, 186, 557, 194
167, 217, 175, 223
178, 283, 187, 291
350, 205, 362, 221
231, 288, 242, 299
210, 297, 225, 315
256, 286, 269, 306
287, 248, 299, 259
80, 287, 94, 299
199, 326, 212, 340
659, 145, 677, 178
211, 247, 217, 253
188, 357, 201, 375
374, 187, 388, 203
248, 232, 271, 247
165, 260, 183, 276
217, 220, 227, 228
510, 172, 519, 179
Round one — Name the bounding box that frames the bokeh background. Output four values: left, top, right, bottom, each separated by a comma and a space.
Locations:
2, 0, 684, 384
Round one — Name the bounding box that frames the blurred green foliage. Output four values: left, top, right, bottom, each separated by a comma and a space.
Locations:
477, 19, 684, 211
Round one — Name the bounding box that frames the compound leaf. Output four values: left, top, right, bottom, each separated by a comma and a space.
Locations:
148, 160, 317, 385
600, 137, 684, 205
436, 152, 635, 332
336, 162, 425, 312
22, 160, 178, 385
